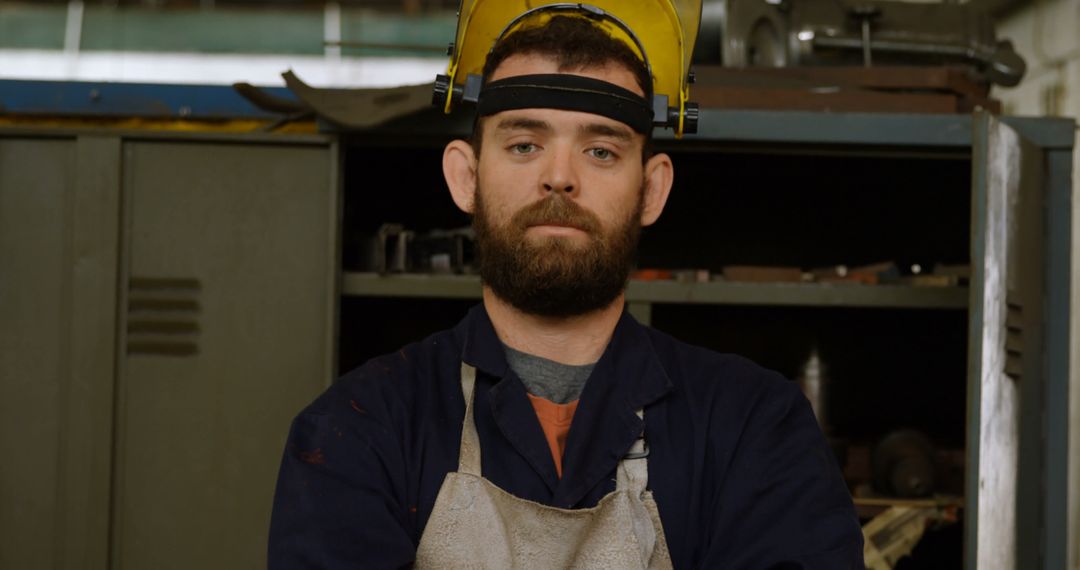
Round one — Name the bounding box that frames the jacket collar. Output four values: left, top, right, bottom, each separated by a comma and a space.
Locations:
456, 303, 510, 378
454, 303, 674, 507
456, 305, 560, 491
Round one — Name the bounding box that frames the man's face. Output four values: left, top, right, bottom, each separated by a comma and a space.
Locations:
471, 54, 649, 317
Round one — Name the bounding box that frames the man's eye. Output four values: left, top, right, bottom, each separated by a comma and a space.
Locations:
510, 143, 537, 154
588, 148, 616, 160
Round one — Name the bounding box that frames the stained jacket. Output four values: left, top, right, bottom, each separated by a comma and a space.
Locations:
269, 304, 864, 569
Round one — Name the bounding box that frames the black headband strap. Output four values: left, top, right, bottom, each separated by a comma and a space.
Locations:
476, 74, 653, 134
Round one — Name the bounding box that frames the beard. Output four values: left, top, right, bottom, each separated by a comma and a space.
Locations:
472, 185, 643, 318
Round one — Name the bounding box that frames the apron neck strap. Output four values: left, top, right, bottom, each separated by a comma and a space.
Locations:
458, 363, 483, 475
616, 409, 650, 495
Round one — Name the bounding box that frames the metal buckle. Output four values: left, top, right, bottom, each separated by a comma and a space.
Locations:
623, 438, 650, 460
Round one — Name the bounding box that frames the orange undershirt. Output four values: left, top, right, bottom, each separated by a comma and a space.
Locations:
526, 393, 579, 478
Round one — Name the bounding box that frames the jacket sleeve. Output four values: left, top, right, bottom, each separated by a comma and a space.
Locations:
701, 374, 865, 569
268, 401, 416, 569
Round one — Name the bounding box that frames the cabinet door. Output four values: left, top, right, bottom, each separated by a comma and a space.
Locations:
966, 112, 1052, 570
0, 138, 74, 570
113, 140, 338, 569
0, 136, 119, 570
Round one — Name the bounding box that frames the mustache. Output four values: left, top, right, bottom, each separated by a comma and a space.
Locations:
510, 194, 601, 233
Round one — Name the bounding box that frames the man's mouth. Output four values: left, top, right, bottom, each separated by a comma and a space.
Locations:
529, 221, 581, 230
526, 223, 588, 237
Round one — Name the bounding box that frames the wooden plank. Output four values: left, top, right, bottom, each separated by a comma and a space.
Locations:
689, 66, 1000, 114
692, 86, 960, 114
692, 65, 988, 97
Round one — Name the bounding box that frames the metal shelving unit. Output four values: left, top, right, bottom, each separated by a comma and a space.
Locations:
337, 108, 1074, 570
0, 103, 1071, 569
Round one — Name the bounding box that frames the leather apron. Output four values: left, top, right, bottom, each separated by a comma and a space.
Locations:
414, 363, 673, 569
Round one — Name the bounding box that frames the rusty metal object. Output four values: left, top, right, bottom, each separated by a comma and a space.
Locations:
872, 429, 936, 498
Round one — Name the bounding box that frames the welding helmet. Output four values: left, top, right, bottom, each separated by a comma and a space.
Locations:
433, 1, 703, 137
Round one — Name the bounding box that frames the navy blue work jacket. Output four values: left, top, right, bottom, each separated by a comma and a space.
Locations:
269, 304, 864, 569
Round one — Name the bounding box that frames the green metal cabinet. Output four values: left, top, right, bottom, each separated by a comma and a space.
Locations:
0, 129, 340, 570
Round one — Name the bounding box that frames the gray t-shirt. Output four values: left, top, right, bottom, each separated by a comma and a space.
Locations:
502, 344, 595, 404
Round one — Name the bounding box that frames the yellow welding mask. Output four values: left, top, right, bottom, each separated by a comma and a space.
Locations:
433, 1, 703, 137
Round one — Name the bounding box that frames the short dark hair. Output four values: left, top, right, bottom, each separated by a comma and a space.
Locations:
470, 15, 654, 161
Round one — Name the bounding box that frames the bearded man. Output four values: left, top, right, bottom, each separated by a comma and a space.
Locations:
269, 14, 863, 570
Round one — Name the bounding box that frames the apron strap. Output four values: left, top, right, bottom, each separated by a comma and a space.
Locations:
616, 409, 649, 495
458, 363, 482, 476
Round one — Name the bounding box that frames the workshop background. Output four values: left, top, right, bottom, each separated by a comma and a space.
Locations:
0, 0, 1077, 568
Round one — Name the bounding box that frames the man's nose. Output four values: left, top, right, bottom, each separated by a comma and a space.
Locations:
540, 146, 578, 195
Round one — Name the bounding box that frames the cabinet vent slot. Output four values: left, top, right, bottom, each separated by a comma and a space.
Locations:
1004, 300, 1023, 379
127, 277, 201, 356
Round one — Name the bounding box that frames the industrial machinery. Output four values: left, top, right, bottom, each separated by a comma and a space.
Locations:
694, 0, 1025, 86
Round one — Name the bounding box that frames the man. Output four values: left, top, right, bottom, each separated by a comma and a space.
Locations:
269, 13, 863, 569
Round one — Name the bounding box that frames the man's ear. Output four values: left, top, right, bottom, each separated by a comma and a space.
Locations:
443, 139, 478, 214
640, 152, 674, 226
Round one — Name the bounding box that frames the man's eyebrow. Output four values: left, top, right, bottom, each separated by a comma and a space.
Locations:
495, 117, 552, 133
580, 122, 634, 142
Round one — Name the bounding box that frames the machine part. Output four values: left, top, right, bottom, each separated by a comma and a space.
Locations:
797, 348, 828, 429
848, 5, 882, 67
788, 0, 1024, 86
695, 0, 789, 68
436, 0, 703, 136
748, 16, 787, 66
368, 224, 413, 274
409, 227, 476, 274
872, 429, 936, 498
359, 226, 475, 274
694, 0, 1025, 87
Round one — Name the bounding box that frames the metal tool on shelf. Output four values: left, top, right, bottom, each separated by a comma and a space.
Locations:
409, 227, 476, 275
797, 348, 828, 429
872, 428, 937, 498
359, 224, 475, 275
368, 223, 412, 274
